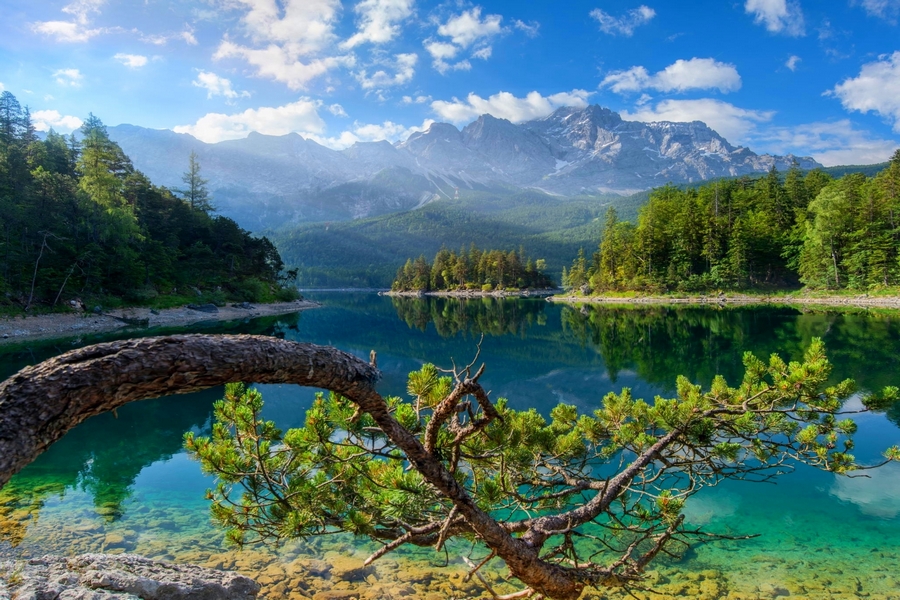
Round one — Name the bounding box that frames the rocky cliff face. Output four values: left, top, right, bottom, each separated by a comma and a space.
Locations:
108, 106, 821, 228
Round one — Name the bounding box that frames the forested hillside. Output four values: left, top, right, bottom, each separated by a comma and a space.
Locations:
567, 153, 900, 293
0, 92, 296, 312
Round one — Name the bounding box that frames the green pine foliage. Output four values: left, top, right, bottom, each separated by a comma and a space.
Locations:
0, 92, 297, 310
391, 245, 554, 292
569, 155, 900, 293
184, 341, 900, 591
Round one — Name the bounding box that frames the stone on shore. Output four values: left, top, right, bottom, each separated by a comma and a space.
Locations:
1, 553, 260, 599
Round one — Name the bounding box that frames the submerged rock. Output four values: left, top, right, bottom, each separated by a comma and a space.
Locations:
2, 553, 260, 599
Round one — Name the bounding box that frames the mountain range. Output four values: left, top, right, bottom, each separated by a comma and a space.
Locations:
108, 105, 820, 230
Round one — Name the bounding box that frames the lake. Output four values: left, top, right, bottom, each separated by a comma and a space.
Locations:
2, 293, 899, 599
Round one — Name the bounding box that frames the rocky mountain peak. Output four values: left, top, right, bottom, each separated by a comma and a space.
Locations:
108, 104, 825, 226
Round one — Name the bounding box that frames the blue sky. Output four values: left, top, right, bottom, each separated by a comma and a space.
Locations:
1, 0, 899, 165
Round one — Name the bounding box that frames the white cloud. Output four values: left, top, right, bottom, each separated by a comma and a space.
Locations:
62, 0, 105, 24
829, 52, 900, 133
437, 7, 503, 48
326, 103, 347, 116
744, 0, 804, 36
53, 68, 83, 87
431, 89, 592, 124
181, 29, 199, 45
31, 109, 83, 133
114, 53, 148, 68
237, 0, 340, 52
472, 46, 492, 60
601, 58, 741, 94
309, 118, 434, 150
32, 20, 103, 42
424, 40, 471, 74
424, 40, 458, 60
214, 40, 354, 90
786, 55, 801, 71
173, 99, 327, 143
622, 98, 774, 144
758, 119, 899, 166
423, 6, 506, 74
355, 52, 417, 90
402, 94, 431, 104
215, 0, 350, 89
855, 0, 900, 22
0, 83, 4, 93
589, 5, 655, 36
513, 19, 540, 37
192, 71, 250, 100
831, 464, 900, 517
32, 0, 106, 42
341, 0, 414, 49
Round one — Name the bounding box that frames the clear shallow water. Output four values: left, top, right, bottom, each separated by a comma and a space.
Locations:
2, 294, 900, 599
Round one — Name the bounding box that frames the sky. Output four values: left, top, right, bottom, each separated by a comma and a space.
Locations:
1, 0, 900, 166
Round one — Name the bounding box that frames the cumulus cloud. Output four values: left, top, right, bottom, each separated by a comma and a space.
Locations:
829, 52, 900, 133
192, 71, 250, 100
855, 0, 900, 22
424, 6, 504, 73
31, 109, 83, 133
589, 5, 655, 36
114, 53, 148, 68
342, 0, 414, 48
355, 53, 417, 90
215, 41, 354, 90
214, 0, 351, 89
424, 40, 471, 74
32, 20, 103, 43
402, 94, 432, 104
758, 119, 899, 166
173, 99, 327, 143
601, 58, 741, 94
785, 55, 801, 71
53, 68, 83, 87
744, 0, 804, 36
431, 89, 592, 124
32, 0, 106, 42
622, 98, 774, 144
438, 7, 503, 47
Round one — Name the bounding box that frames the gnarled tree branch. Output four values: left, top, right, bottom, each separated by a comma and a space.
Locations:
0, 334, 592, 599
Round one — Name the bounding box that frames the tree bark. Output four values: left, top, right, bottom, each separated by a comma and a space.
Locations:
0, 334, 588, 599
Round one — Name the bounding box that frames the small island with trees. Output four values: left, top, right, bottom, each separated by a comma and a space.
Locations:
391, 245, 555, 295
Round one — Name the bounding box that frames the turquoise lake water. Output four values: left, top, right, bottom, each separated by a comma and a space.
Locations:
1, 293, 899, 599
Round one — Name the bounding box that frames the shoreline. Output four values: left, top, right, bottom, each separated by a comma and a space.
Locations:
549, 292, 900, 309
383, 289, 558, 298
0, 300, 320, 345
